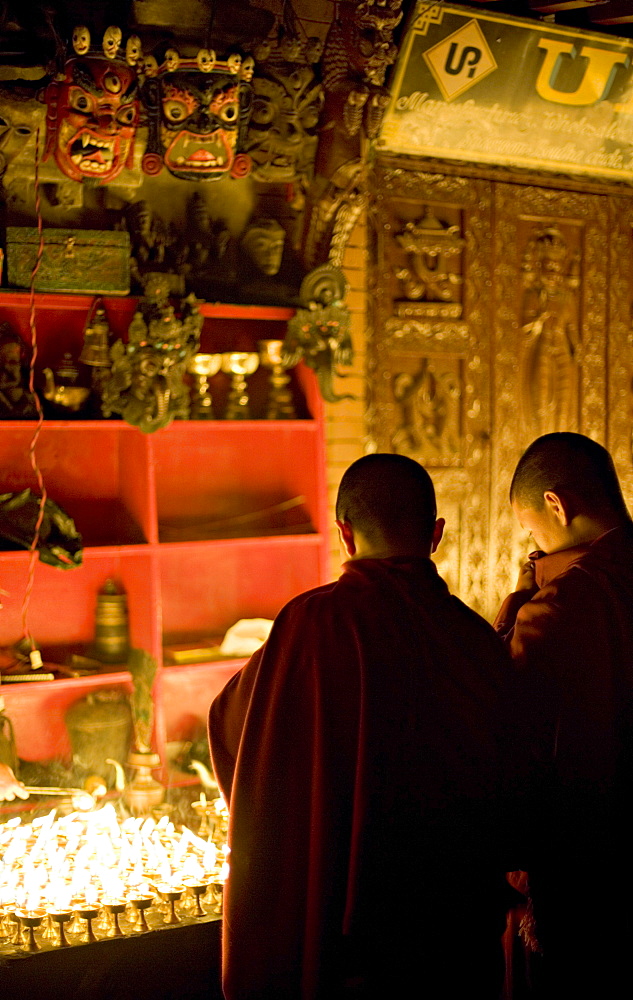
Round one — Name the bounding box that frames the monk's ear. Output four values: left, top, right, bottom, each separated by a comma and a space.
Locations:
336, 519, 356, 557
431, 517, 445, 554
543, 490, 572, 526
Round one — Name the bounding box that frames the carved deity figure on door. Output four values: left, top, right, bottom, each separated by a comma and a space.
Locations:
391, 357, 460, 465
520, 225, 580, 437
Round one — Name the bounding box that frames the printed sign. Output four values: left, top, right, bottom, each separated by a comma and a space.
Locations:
379, 2, 633, 181
424, 20, 497, 102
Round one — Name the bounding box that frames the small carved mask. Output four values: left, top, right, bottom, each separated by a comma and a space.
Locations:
102, 26, 122, 60
246, 64, 323, 183
196, 49, 216, 73
240, 56, 255, 82
241, 219, 286, 275
0, 88, 41, 176
72, 26, 91, 56
126, 35, 143, 67
164, 48, 180, 73
144, 62, 253, 181
227, 53, 242, 75
44, 55, 139, 184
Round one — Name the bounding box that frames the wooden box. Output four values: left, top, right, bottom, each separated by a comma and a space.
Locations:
5, 227, 130, 295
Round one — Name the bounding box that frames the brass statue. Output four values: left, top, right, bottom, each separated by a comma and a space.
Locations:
284, 264, 355, 403
101, 273, 202, 432
172, 193, 236, 300
0, 323, 38, 419
124, 200, 168, 288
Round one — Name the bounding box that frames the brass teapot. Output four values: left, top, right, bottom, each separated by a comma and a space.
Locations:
42, 353, 90, 411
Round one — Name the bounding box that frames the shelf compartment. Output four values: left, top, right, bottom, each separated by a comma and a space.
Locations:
0, 549, 157, 652
159, 537, 324, 641
151, 421, 326, 543
0, 670, 133, 762
159, 661, 244, 746
0, 424, 153, 547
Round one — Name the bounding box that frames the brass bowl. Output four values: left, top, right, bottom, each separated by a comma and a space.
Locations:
221, 352, 259, 377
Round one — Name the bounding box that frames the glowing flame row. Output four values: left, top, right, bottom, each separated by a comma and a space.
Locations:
0, 804, 229, 915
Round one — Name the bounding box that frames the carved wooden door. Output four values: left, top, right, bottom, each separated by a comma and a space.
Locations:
369, 164, 494, 616
370, 163, 633, 619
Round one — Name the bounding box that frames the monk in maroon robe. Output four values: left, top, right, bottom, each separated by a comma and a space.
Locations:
494, 432, 633, 998
210, 454, 512, 1000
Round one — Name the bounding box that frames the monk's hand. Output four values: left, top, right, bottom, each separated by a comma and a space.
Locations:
515, 559, 537, 593
0, 763, 29, 802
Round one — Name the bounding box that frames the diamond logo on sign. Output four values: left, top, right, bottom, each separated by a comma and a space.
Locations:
424, 19, 497, 102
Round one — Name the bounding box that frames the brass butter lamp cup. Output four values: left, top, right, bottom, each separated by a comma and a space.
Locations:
16, 908, 46, 952
48, 908, 73, 947
76, 902, 100, 943
157, 884, 184, 925
104, 899, 127, 937
130, 895, 153, 933
183, 878, 210, 917
258, 340, 300, 419
187, 353, 223, 419
221, 352, 259, 419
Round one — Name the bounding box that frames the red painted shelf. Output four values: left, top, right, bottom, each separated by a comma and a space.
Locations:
0, 291, 330, 772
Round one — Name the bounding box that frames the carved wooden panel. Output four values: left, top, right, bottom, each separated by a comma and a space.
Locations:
370, 162, 633, 621
489, 184, 609, 614
369, 166, 493, 615
607, 197, 633, 511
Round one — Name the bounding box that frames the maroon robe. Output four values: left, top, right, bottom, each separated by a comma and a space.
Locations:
494, 525, 633, 995
210, 557, 512, 1000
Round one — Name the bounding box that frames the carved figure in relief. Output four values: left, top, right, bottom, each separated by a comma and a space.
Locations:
395, 209, 464, 307
391, 358, 459, 463
520, 226, 580, 437
302, 0, 402, 270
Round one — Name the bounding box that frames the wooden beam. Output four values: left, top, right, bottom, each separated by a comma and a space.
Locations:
586, 1, 633, 23
529, 0, 608, 11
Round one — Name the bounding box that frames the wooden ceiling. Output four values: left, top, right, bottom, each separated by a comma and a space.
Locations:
447, 1, 633, 38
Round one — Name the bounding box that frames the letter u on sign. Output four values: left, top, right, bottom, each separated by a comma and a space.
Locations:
536, 39, 629, 107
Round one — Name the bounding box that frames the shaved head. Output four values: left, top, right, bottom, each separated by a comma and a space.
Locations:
336, 453, 437, 549
510, 432, 629, 517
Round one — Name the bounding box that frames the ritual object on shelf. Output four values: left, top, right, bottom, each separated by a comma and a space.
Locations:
221, 352, 260, 419
101, 273, 202, 433
258, 340, 301, 419
187, 353, 222, 419
41, 353, 90, 413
